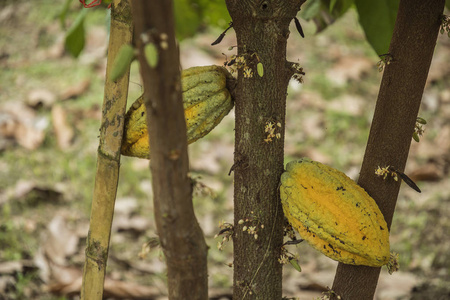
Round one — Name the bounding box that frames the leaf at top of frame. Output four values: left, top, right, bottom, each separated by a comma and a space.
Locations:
64, 8, 88, 58
355, 0, 399, 55
174, 0, 231, 40
299, 0, 354, 33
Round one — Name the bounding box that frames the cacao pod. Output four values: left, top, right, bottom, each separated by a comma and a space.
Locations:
121, 65, 234, 159
280, 158, 390, 267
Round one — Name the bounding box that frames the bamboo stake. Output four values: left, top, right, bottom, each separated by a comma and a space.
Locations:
81, 1, 133, 299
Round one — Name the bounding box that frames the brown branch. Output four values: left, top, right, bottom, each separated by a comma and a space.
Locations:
331, 0, 445, 299
225, 1, 305, 299
81, 0, 133, 299
130, 1, 208, 299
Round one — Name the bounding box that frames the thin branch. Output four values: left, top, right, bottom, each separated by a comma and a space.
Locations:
331, 0, 445, 298
130, 1, 208, 299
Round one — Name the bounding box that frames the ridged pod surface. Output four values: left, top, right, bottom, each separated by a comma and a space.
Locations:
121, 65, 234, 159
280, 158, 390, 267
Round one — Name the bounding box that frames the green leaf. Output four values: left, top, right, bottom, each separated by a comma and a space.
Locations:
416, 117, 427, 125
174, 0, 202, 40
197, 0, 231, 28
329, 0, 338, 12
289, 258, 302, 272
257, 63, 264, 77
59, 0, 72, 29
412, 132, 420, 143
144, 43, 159, 68
300, 0, 354, 33
173, 0, 230, 40
330, 0, 354, 16
109, 44, 134, 82
64, 9, 88, 58
355, 0, 400, 55
300, 0, 321, 20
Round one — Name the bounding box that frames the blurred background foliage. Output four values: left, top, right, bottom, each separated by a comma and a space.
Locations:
64, 0, 408, 57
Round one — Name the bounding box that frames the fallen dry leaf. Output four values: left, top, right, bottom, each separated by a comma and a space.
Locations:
45, 274, 82, 296
45, 34, 65, 59
103, 278, 161, 299
32, 208, 162, 299
71, 104, 102, 126
0, 111, 17, 138
46, 266, 161, 299
34, 215, 79, 283
326, 56, 373, 86
52, 105, 74, 150
82, 103, 102, 120
409, 163, 444, 182
45, 216, 79, 264
59, 79, 90, 101
0, 102, 47, 150
327, 95, 366, 115
113, 214, 151, 233
26, 88, 57, 108
0, 261, 23, 275
1, 180, 64, 206
0, 275, 15, 293
208, 288, 233, 300
15, 120, 46, 150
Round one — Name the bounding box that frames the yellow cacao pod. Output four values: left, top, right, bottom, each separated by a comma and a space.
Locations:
121, 65, 234, 159
280, 158, 390, 267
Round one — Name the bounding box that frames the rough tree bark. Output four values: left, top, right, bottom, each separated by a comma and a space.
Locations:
225, 1, 305, 299
331, 0, 445, 299
130, 1, 208, 299
81, 1, 132, 299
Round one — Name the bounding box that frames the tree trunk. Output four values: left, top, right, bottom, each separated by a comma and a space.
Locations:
130, 1, 208, 299
81, 1, 132, 299
225, 1, 305, 299
331, 0, 445, 299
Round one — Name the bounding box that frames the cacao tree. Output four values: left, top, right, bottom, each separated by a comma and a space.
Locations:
131, 1, 209, 298
225, 1, 307, 298
331, 0, 446, 298
77, 0, 450, 299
